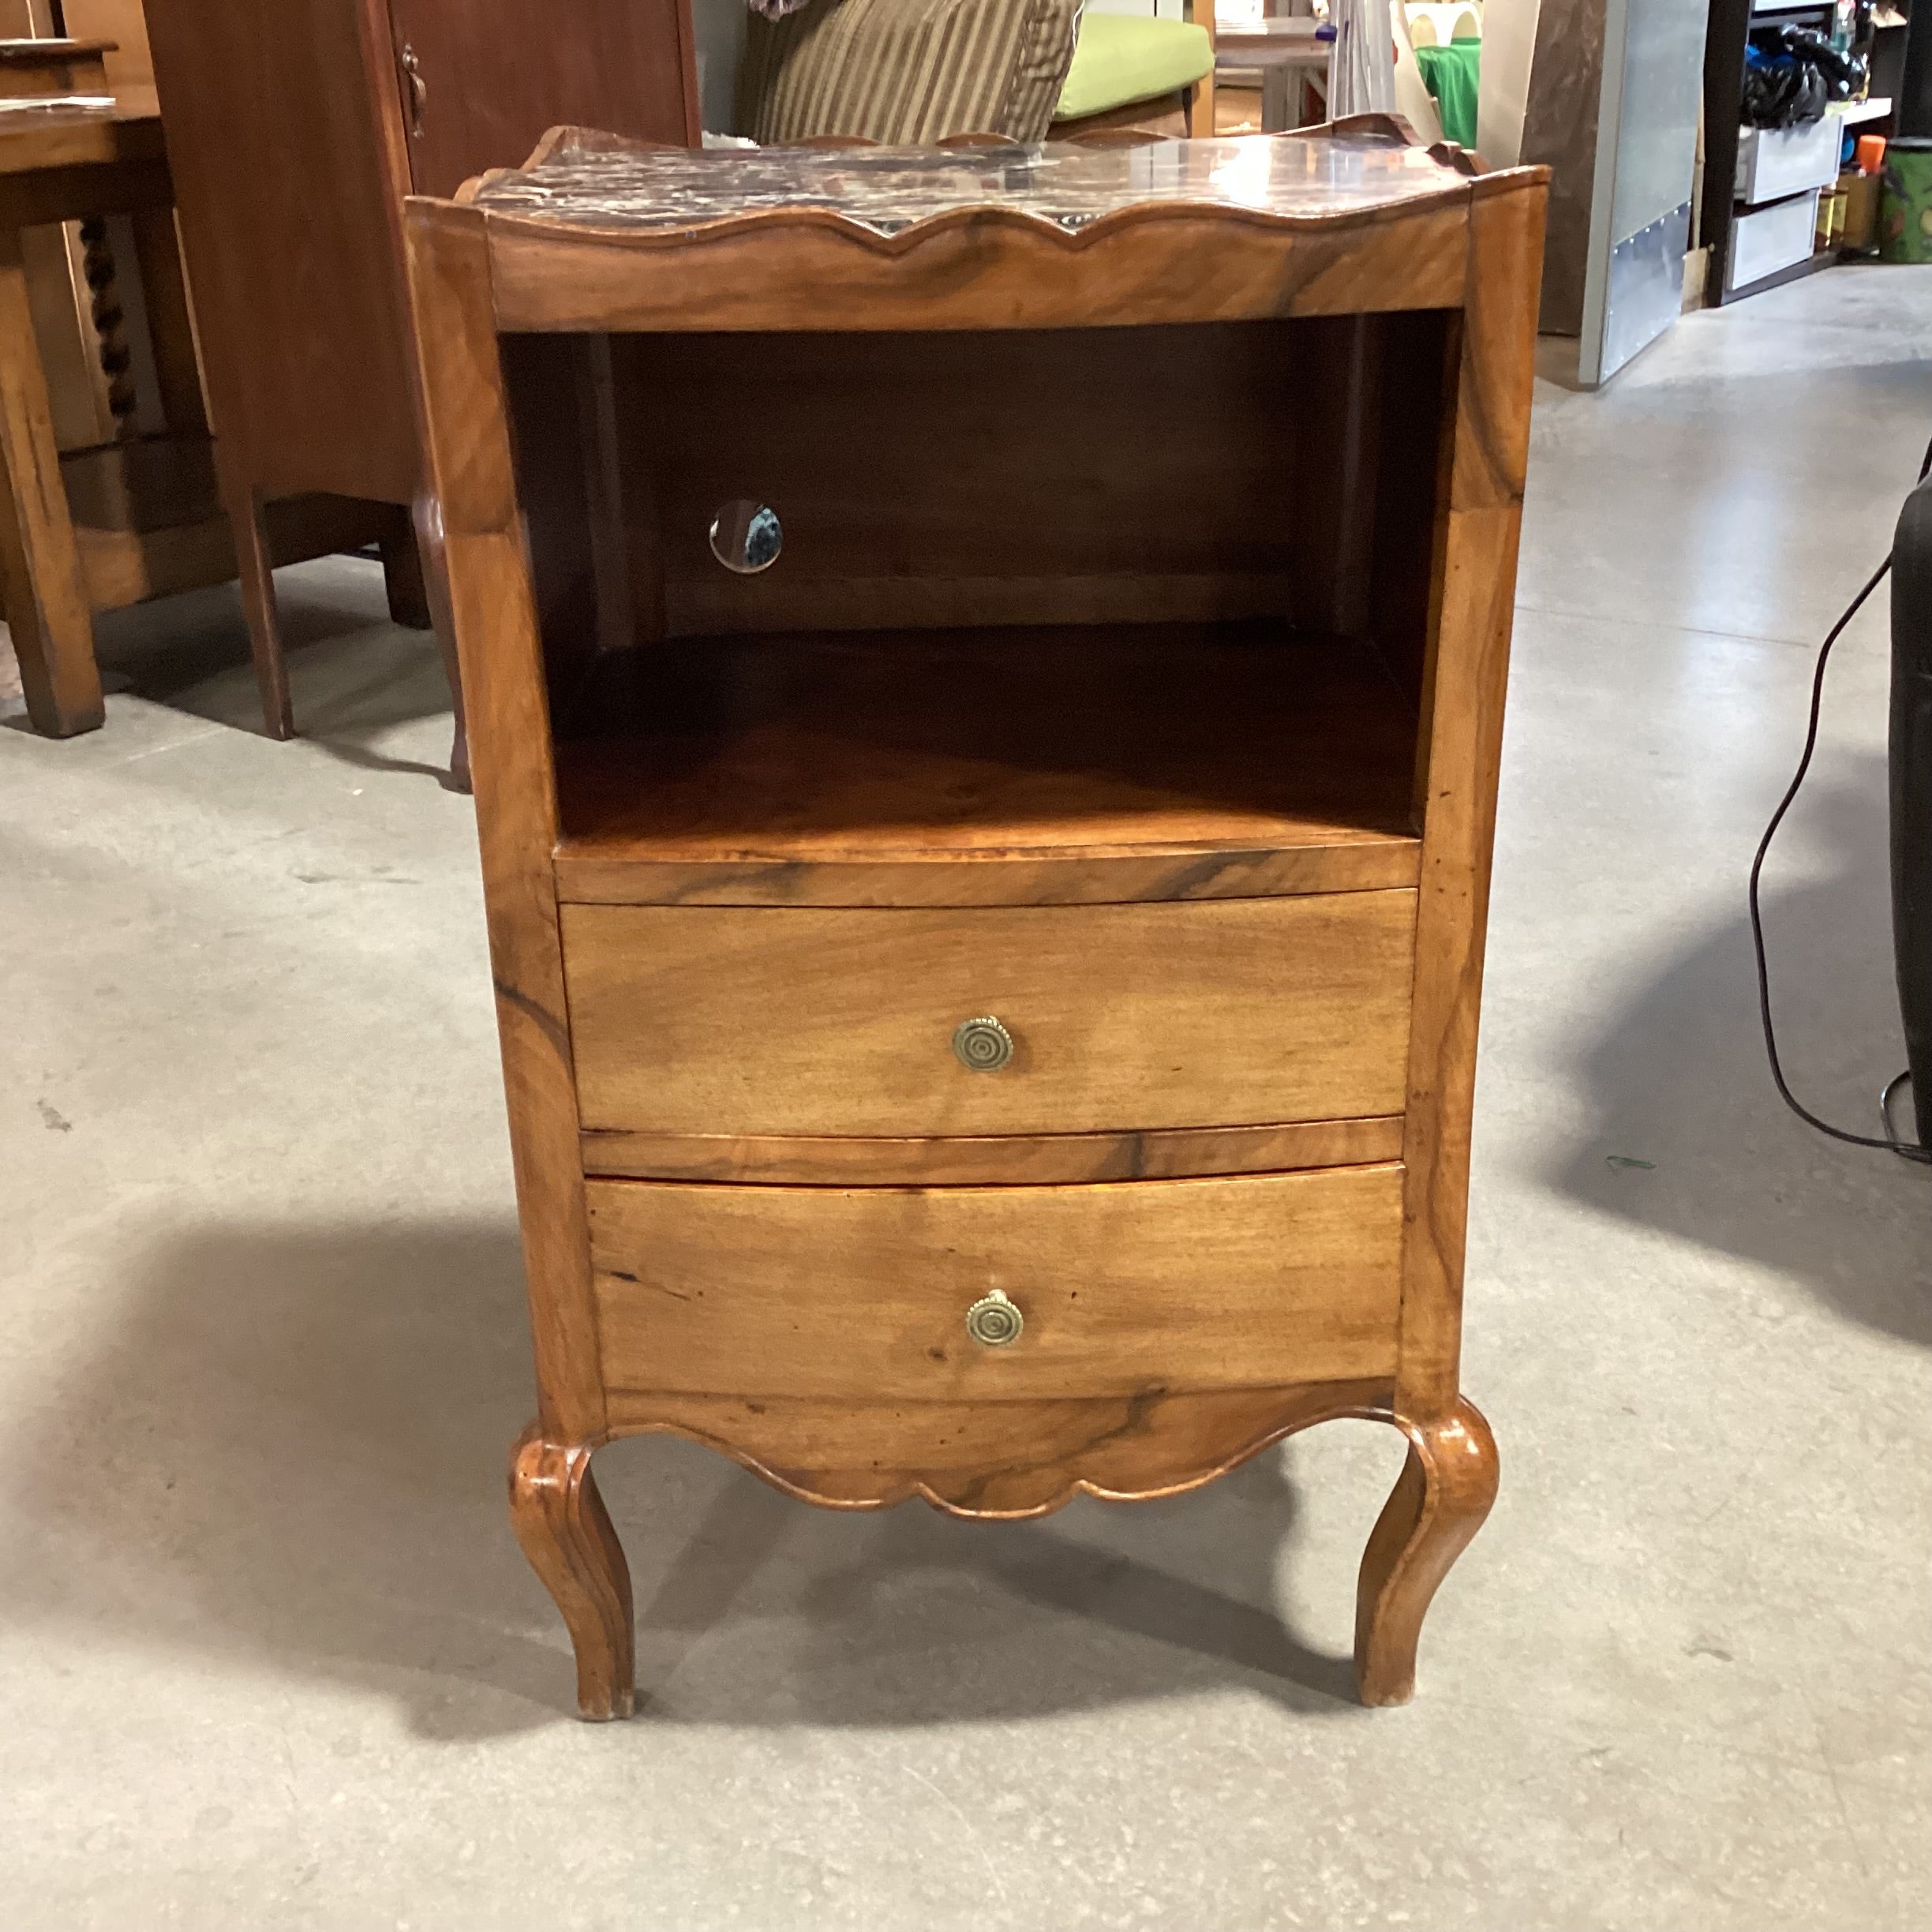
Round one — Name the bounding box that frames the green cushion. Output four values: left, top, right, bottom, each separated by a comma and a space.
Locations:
1053, 15, 1213, 121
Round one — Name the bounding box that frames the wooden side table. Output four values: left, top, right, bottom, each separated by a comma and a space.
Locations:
406, 123, 1547, 1719
0, 84, 386, 737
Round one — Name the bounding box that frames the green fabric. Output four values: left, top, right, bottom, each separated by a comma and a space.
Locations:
1053, 14, 1212, 121
1414, 39, 1481, 151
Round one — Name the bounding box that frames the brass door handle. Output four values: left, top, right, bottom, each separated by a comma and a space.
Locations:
965, 1290, 1023, 1348
401, 44, 428, 138
952, 1015, 1013, 1072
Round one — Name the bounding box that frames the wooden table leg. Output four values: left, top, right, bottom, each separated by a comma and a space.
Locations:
213, 447, 292, 739
379, 506, 432, 630
0, 223, 103, 736
1187, 74, 1216, 138
129, 206, 208, 438
510, 1428, 635, 1720
1354, 1398, 1498, 1705
1189, 2, 1216, 136
412, 492, 469, 792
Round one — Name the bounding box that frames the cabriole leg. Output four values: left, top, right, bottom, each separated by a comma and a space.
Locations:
1354, 1396, 1498, 1706
508, 1426, 635, 1720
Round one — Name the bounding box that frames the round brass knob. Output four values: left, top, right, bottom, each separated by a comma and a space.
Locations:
965, 1290, 1024, 1348
952, 1015, 1013, 1073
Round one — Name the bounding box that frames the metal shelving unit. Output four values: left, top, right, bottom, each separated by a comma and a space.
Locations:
1702, 0, 1916, 302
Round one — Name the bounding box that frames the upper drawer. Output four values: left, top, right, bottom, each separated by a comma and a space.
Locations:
1735, 117, 1842, 207
560, 893, 1414, 1139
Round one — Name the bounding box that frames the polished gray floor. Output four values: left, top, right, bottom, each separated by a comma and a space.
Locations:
3, 272, 1930, 1930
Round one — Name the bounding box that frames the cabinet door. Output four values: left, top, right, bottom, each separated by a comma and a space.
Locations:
384, 0, 698, 198
144, 0, 422, 501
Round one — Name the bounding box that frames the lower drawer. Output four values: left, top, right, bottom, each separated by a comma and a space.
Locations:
586, 1166, 1403, 1402
1727, 189, 1821, 293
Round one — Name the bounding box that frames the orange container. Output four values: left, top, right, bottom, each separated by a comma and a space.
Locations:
1857, 133, 1887, 174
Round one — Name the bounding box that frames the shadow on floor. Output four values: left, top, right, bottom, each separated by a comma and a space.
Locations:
84, 562, 455, 784
1551, 756, 1932, 1346
2, 1218, 1374, 1742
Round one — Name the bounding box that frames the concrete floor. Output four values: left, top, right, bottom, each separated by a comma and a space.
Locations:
3, 270, 1930, 1930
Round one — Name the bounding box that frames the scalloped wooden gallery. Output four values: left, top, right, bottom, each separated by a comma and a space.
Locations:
402, 122, 1546, 1719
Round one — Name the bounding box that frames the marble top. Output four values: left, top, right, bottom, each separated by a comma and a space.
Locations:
470, 133, 1471, 237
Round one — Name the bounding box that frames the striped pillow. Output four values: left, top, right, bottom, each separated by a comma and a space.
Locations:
739, 0, 1081, 146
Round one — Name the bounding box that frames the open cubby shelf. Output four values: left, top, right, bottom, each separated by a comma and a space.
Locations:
553, 622, 1419, 874
509, 306, 1454, 907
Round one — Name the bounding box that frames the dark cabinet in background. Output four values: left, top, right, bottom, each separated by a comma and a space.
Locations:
384, 0, 699, 198
141, 0, 698, 750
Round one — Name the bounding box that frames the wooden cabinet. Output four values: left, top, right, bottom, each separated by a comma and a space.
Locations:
403, 125, 1548, 1718
384, 0, 698, 199
140, 0, 697, 751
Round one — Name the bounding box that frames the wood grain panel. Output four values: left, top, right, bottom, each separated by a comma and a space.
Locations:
384, 0, 697, 201
554, 844, 1422, 909
561, 893, 1416, 1139
403, 198, 605, 1442
602, 1381, 1399, 1518
482, 196, 1470, 333
587, 1167, 1405, 1402
144, 0, 419, 502
1396, 173, 1547, 1411
497, 331, 607, 706
579, 1115, 1406, 1184
662, 572, 1303, 638
0, 98, 164, 174
0, 154, 172, 230
548, 627, 1422, 900
58, 1, 155, 95
1367, 307, 1455, 706
620, 322, 1378, 640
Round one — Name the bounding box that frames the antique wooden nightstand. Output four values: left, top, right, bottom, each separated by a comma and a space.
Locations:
403, 122, 1547, 1718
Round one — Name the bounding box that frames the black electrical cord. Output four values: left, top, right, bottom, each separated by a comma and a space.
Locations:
1880, 1069, 1919, 1148
1747, 434, 1932, 1165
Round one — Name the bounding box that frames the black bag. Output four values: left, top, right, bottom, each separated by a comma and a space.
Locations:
1743, 25, 1866, 129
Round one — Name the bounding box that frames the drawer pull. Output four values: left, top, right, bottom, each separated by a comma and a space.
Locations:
399, 44, 427, 138
964, 1290, 1024, 1348
952, 1014, 1013, 1072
